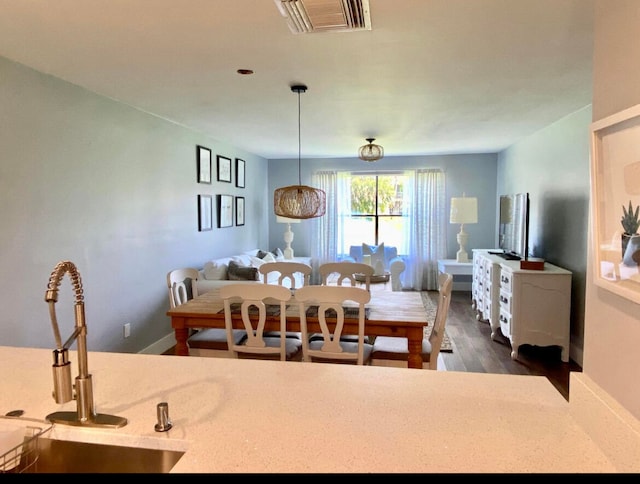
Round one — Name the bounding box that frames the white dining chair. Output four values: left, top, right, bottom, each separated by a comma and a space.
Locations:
220, 283, 302, 361
316, 261, 375, 343
167, 268, 246, 357
295, 285, 372, 365
370, 272, 453, 370
318, 261, 374, 292
258, 261, 312, 340
258, 261, 312, 289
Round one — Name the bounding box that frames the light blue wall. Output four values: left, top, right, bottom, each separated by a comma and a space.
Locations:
0, 56, 269, 353
268, 154, 499, 259
497, 105, 592, 364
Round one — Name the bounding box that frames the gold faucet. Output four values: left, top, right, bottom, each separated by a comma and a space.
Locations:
45, 260, 127, 428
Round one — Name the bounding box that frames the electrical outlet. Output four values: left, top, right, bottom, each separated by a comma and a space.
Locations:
123, 323, 131, 338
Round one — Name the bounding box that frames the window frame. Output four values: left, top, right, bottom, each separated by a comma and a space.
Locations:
347, 171, 406, 247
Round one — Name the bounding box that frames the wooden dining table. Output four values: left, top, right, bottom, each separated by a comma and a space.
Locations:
167, 287, 430, 369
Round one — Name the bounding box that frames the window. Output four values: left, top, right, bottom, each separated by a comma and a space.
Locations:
341, 173, 407, 254
312, 168, 445, 291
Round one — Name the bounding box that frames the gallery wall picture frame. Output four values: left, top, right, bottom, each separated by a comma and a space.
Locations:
217, 194, 234, 228
217, 155, 232, 183
197, 145, 212, 184
235, 158, 245, 188
235, 196, 245, 226
590, 102, 640, 304
198, 194, 213, 232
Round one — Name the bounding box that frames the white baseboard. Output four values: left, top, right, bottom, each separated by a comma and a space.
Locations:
140, 332, 176, 355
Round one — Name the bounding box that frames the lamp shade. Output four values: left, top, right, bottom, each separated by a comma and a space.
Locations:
450, 197, 478, 224
358, 138, 384, 162
274, 185, 326, 219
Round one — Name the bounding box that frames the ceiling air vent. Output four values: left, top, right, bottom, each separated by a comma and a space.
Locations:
275, 0, 371, 34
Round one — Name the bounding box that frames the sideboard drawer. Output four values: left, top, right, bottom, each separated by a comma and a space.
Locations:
499, 289, 512, 313
485, 299, 494, 324
500, 270, 513, 293
499, 310, 511, 338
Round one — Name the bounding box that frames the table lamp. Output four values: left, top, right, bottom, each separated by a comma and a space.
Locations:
277, 216, 301, 259
450, 194, 478, 263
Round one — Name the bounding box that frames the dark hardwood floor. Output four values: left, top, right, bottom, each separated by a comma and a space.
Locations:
434, 290, 582, 401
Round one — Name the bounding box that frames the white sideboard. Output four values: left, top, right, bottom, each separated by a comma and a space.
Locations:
472, 250, 572, 362
472, 250, 502, 337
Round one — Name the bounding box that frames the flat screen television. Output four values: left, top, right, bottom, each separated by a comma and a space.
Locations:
495, 192, 530, 261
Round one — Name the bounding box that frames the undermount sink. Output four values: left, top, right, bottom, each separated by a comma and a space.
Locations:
26, 438, 185, 473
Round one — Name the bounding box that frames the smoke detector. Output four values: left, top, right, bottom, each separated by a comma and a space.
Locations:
275, 0, 371, 34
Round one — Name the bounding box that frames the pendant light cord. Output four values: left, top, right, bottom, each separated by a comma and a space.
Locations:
297, 88, 302, 186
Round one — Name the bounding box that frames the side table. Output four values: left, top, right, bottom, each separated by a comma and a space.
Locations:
437, 259, 473, 291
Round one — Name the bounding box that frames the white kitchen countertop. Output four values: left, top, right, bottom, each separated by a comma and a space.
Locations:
0, 346, 623, 473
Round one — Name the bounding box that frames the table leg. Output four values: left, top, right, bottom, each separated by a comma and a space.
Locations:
406, 327, 424, 369
174, 327, 190, 356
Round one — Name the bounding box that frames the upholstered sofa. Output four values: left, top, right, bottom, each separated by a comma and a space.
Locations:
196, 249, 310, 295
341, 243, 406, 291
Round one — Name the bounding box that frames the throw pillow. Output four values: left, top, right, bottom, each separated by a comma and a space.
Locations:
231, 254, 253, 267
203, 261, 228, 280
262, 252, 276, 263
362, 242, 385, 275
249, 256, 266, 268
227, 260, 259, 281
257, 249, 270, 259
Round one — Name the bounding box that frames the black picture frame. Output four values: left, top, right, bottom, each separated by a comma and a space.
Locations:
235, 158, 245, 188
198, 195, 213, 231
235, 196, 245, 226
217, 155, 232, 183
217, 194, 233, 228
197, 146, 212, 184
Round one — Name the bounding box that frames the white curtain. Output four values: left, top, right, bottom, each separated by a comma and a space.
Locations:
405, 168, 447, 290
310, 171, 339, 283
312, 168, 446, 290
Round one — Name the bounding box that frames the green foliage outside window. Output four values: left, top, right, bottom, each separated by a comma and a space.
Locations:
350, 175, 403, 215
342, 174, 406, 250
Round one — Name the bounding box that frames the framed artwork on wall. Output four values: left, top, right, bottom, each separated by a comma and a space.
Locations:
217, 194, 233, 228
236, 158, 245, 188
590, 102, 640, 304
235, 196, 245, 226
197, 145, 212, 184
198, 194, 212, 231
217, 155, 232, 183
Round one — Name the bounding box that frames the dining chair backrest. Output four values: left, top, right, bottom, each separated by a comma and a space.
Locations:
258, 261, 312, 289
318, 261, 374, 292
219, 283, 295, 360
427, 272, 454, 368
168, 268, 247, 355
295, 285, 372, 365
167, 268, 200, 308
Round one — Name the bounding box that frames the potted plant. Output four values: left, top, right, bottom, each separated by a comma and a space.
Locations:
621, 200, 640, 258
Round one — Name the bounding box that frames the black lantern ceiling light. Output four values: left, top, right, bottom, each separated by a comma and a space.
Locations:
273, 84, 326, 219
358, 137, 384, 162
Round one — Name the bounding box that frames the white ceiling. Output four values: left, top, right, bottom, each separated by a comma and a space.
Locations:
0, 0, 594, 159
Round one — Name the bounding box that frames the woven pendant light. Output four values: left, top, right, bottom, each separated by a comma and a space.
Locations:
358, 137, 384, 162
274, 84, 326, 219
